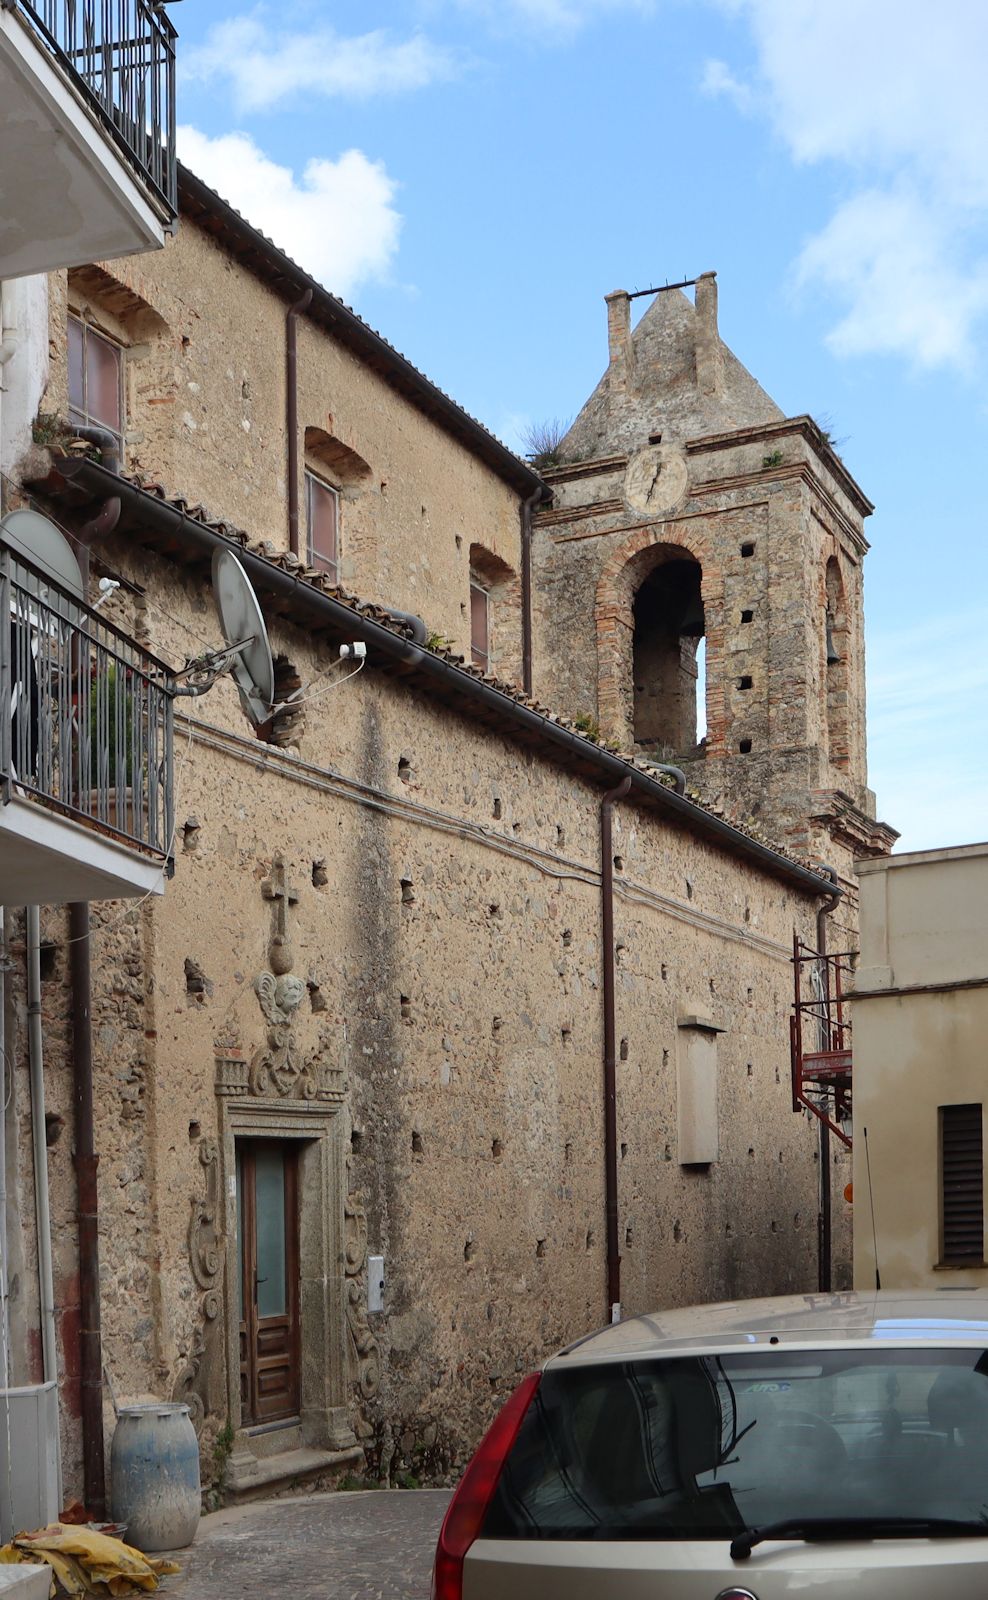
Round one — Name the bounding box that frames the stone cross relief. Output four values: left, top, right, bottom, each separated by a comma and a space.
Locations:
249, 854, 315, 1097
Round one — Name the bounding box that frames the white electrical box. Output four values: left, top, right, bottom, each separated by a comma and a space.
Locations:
368, 1254, 385, 1313
0, 1381, 60, 1542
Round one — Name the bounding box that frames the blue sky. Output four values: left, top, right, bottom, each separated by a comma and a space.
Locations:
174, 1, 988, 852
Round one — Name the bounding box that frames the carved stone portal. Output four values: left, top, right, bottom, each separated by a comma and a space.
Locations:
344, 1191, 381, 1401
174, 1139, 224, 1433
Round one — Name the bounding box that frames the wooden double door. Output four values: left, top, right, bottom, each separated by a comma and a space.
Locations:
237, 1140, 301, 1426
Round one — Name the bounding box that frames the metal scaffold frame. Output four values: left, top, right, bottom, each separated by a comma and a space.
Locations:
790, 933, 854, 1148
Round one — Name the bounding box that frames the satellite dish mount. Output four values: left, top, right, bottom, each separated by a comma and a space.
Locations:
173, 549, 275, 726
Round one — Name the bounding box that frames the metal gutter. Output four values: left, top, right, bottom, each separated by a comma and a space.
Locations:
285, 288, 313, 558
55, 459, 840, 900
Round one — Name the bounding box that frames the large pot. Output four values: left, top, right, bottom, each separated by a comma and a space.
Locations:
110, 1402, 201, 1552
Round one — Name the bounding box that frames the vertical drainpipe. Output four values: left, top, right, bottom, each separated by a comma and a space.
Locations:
814, 866, 842, 1295
69, 899, 105, 1515
520, 486, 542, 698
286, 288, 313, 558
0, 907, 9, 1540
601, 774, 632, 1324
65, 531, 108, 1515
26, 909, 58, 1390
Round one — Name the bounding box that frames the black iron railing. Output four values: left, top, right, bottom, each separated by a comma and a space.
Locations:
6, 0, 177, 217
0, 547, 175, 867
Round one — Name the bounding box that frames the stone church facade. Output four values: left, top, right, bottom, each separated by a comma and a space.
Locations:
2, 177, 892, 1503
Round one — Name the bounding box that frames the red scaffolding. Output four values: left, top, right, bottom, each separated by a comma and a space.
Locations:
790, 934, 854, 1149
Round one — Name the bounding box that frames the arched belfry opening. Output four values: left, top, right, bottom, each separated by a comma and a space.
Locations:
632, 552, 705, 755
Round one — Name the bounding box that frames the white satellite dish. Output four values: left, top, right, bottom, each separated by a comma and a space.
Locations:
172, 549, 276, 725
210, 548, 275, 725
0, 508, 85, 602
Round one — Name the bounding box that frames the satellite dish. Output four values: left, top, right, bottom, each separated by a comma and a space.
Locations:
211, 548, 275, 725
0, 509, 84, 602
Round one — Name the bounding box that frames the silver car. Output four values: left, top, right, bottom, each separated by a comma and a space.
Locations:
433, 1291, 988, 1598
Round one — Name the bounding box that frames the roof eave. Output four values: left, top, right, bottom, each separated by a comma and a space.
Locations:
177, 165, 546, 500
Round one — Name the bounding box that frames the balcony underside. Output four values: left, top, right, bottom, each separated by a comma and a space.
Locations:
0, 794, 163, 903
0, 8, 167, 280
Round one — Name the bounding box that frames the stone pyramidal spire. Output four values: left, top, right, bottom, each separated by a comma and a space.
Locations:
562, 273, 783, 460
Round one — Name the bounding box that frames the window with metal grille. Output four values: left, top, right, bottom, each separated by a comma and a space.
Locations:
68, 315, 123, 449
305, 472, 339, 582
940, 1103, 984, 1264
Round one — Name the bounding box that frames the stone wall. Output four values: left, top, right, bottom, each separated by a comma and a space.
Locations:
7, 528, 849, 1493
6, 240, 860, 1502
41, 224, 523, 674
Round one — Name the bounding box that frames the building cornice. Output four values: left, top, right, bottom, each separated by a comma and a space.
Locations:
41, 454, 843, 901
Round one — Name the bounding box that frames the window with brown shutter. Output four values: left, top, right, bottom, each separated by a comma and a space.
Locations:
940, 1103, 985, 1264
470, 582, 490, 669
305, 472, 339, 582
68, 315, 123, 448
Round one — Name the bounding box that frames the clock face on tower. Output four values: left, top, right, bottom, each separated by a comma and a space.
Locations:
624, 443, 688, 516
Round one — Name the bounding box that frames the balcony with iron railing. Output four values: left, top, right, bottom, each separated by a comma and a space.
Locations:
0, 0, 178, 278
0, 544, 174, 903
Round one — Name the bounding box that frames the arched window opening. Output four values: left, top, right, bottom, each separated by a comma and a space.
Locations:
66, 264, 168, 468
632, 556, 705, 755
825, 557, 849, 770
468, 544, 520, 682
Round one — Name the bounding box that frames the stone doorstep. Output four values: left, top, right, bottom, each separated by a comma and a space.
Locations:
0, 1569, 49, 1598
223, 1444, 365, 1504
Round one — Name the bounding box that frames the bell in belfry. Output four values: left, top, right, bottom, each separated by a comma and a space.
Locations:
678, 591, 705, 638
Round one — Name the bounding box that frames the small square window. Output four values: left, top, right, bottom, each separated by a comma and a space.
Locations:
739, 738, 752, 754
68, 315, 123, 448
740, 542, 755, 558
306, 472, 339, 582
740, 609, 754, 624
470, 581, 490, 669
738, 675, 753, 690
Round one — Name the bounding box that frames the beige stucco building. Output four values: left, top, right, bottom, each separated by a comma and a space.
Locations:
853, 844, 988, 1292
0, 165, 894, 1511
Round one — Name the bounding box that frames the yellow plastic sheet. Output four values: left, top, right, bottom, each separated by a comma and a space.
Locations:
0, 1523, 179, 1596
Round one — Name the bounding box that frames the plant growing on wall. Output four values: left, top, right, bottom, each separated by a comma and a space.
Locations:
521, 417, 572, 472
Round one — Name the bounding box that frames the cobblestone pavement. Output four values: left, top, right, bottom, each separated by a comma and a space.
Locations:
167, 1489, 451, 1600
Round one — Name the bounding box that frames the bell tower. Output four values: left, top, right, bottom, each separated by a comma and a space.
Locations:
531, 274, 896, 877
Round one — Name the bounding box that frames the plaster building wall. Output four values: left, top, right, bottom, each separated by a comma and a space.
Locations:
7, 520, 846, 1494
38, 214, 523, 676
852, 845, 988, 1293
4, 194, 863, 1500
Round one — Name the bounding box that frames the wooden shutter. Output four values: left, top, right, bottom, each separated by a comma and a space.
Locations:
306, 473, 339, 581
940, 1103, 984, 1263
470, 582, 489, 669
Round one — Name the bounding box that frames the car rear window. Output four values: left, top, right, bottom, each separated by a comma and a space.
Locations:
481, 1348, 988, 1540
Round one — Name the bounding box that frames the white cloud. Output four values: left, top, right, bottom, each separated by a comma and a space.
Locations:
867, 609, 988, 852
177, 128, 401, 299
796, 190, 988, 368
182, 17, 456, 112
452, 0, 653, 34
701, 58, 753, 114
712, 0, 988, 370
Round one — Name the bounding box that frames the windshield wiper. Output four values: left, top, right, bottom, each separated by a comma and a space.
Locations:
730, 1516, 988, 1561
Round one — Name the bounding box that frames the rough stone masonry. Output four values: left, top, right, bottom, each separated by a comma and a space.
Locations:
2, 176, 892, 1504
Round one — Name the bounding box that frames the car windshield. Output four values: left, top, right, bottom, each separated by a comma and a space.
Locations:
482, 1348, 988, 1541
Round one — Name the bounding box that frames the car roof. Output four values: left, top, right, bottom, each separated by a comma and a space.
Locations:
547, 1291, 988, 1368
